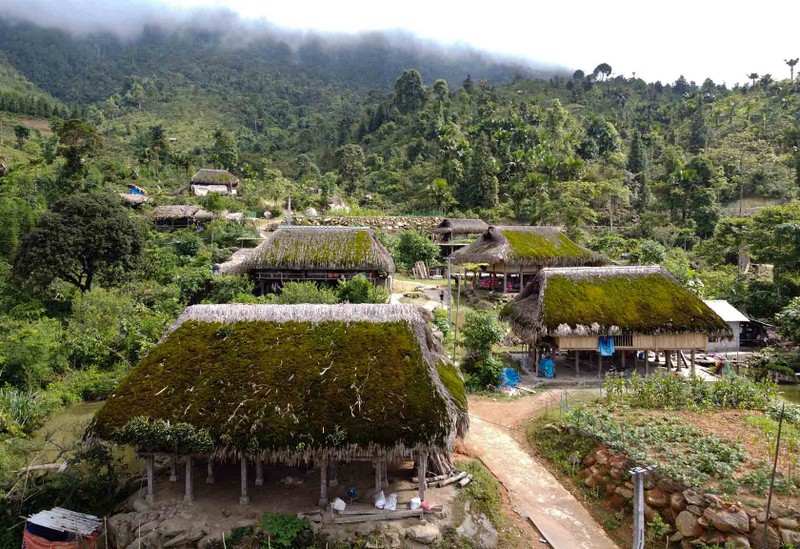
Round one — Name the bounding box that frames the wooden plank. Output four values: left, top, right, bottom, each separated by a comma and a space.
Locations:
333, 509, 423, 524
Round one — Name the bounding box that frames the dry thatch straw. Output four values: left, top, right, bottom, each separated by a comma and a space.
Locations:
90, 303, 467, 465
234, 226, 395, 275
118, 193, 151, 205
433, 218, 489, 236
190, 168, 240, 186
502, 265, 731, 340
449, 225, 604, 267
152, 205, 215, 221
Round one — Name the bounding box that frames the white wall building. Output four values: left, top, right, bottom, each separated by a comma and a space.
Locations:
703, 300, 749, 353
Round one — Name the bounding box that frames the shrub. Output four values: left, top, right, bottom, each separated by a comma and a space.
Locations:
113, 416, 213, 454
459, 460, 503, 526
432, 308, 450, 336
259, 512, 312, 548
336, 276, 389, 304
463, 355, 504, 391
266, 281, 339, 304
0, 386, 50, 434
461, 310, 504, 359
388, 230, 440, 272
776, 296, 800, 345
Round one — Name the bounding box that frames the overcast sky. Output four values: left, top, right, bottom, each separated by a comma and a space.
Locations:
3, 0, 799, 85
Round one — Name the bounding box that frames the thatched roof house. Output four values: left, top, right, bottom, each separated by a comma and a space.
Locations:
433, 218, 489, 239
449, 226, 604, 293
229, 226, 395, 291
90, 303, 467, 505
92, 303, 466, 459
503, 266, 730, 353
175, 169, 240, 196
153, 205, 215, 230
119, 193, 151, 206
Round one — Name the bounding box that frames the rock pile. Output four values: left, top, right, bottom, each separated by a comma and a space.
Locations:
579, 445, 800, 548
293, 215, 443, 233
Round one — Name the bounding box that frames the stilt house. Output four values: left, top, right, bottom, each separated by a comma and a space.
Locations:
432, 218, 489, 258
223, 226, 395, 293
501, 266, 731, 375
449, 225, 604, 293
89, 303, 467, 506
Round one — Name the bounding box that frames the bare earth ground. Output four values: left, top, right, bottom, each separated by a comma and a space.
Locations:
464, 393, 619, 549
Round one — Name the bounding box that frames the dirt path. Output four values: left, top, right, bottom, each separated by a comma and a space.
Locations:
464, 394, 618, 549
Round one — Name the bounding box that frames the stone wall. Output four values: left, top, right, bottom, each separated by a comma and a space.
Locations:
292, 215, 443, 233
580, 445, 800, 548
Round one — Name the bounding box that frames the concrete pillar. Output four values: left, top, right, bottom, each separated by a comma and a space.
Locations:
255, 460, 263, 486
319, 459, 328, 507
169, 455, 178, 482
206, 458, 214, 484
146, 455, 155, 504
183, 456, 194, 504
239, 454, 249, 505
417, 452, 427, 502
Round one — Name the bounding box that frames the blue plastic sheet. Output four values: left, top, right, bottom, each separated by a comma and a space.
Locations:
597, 336, 615, 357
499, 367, 521, 388
538, 357, 555, 378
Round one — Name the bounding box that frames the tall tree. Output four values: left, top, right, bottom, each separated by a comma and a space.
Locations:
334, 144, 366, 193
210, 127, 238, 171
592, 63, 612, 81
393, 69, 426, 114
627, 131, 648, 211
747, 73, 759, 86
13, 193, 143, 292
785, 58, 799, 80
56, 118, 103, 179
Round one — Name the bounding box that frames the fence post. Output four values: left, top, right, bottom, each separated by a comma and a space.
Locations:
630, 466, 647, 549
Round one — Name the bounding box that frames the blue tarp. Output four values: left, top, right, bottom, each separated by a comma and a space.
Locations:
499, 367, 521, 388
538, 357, 555, 378
598, 336, 615, 357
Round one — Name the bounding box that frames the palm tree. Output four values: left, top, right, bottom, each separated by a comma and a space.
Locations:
747, 73, 759, 87
786, 58, 799, 80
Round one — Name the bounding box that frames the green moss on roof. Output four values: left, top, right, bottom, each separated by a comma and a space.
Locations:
502, 229, 595, 261
191, 169, 239, 185
541, 273, 730, 335
245, 227, 395, 272
93, 319, 459, 456
436, 362, 466, 412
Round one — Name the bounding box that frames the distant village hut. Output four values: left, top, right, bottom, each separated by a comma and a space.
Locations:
153, 205, 215, 231
175, 169, 240, 196
119, 184, 151, 207
502, 266, 731, 376
449, 225, 604, 293
89, 303, 467, 507
703, 299, 750, 353
432, 218, 489, 258
224, 226, 395, 294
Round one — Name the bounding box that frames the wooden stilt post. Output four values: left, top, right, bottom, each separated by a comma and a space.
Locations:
184, 456, 194, 504
665, 351, 672, 370
418, 452, 427, 502
239, 454, 249, 505
574, 351, 580, 376
146, 455, 155, 504
598, 352, 602, 378
502, 265, 508, 294
374, 458, 382, 494
255, 459, 263, 486
645, 350, 650, 377
169, 455, 178, 482
622, 351, 627, 370
691, 349, 696, 377
381, 458, 389, 489
206, 458, 214, 484
319, 459, 328, 507
328, 461, 338, 488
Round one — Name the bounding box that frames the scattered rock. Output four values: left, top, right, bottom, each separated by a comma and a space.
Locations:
456, 512, 498, 549
749, 524, 781, 549
676, 510, 703, 538
406, 523, 440, 545
704, 507, 749, 533
159, 517, 194, 538
726, 534, 751, 548
780, 528, 800, 547
645, 488, 668, 508
670, 491, 687, 512
615, 486, 633, 499
773, 517, 799, 529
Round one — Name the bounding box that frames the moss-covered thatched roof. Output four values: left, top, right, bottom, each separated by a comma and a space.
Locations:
153, 205, 215, 221
90, 304, 467, 462
190, 169, 240, 186
502, 266, 731, 339
433, 218, 489, 235
233, 226, 395, 275
449, 226, 604, 267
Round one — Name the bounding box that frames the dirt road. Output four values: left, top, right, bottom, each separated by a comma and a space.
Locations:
464, 392, 618, 549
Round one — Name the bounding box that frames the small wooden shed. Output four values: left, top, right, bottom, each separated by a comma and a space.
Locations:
152, 205, 215, 231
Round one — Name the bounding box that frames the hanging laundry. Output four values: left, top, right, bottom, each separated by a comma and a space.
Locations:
598, 336, 615, 357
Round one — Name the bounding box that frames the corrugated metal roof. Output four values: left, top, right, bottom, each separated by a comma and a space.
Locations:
26, 507, 101, 536
703, 300, 750, 323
